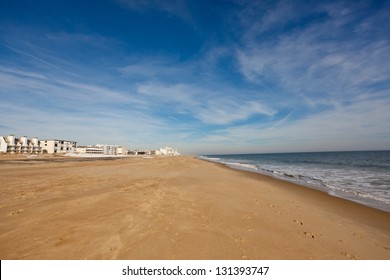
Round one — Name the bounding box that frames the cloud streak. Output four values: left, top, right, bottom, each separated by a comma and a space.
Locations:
1, 42, 82, 78
201, 98, 390, 153
136, 82, 275, 125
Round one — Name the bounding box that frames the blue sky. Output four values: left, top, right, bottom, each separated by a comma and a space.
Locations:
1, 0, 389, 155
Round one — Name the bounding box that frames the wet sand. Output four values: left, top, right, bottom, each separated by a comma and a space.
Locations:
0, 155, 389, 259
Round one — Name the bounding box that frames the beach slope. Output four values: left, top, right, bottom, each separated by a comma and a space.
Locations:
0, 156, 389, 259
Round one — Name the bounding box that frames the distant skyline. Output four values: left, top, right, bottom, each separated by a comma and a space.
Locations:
1, 0, 389, 155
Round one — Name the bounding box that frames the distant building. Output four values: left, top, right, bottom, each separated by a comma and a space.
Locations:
151, 150, 162, 155
40, 139, 77, 154
159, 147, 180, 156
98, 144, 116, 155
116, 146, 127, 155
75, 144, 127, 155
127, 149, 139, 155
0, 134, 41, 154
126, 148, 178, 156
75, 146, 103, 154
75, 146, 87, 154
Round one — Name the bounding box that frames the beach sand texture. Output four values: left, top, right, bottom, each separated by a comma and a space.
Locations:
0, 155, 389, 259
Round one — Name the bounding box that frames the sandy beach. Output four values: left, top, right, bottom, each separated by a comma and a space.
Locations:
0, 155, 389, 260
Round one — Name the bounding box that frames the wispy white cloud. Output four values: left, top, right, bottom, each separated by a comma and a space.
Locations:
116, 0, 194, 25
197, 99, 275, 125
1, 65, 239, 149
136, 82, 275, 125
235, 1, 390, 109
169, 116, 209, 137
199, 97, 390, 153
0, 82, 187, 148
118, 55, 189, 81
249, 0, 296, 33
0, 66, 47, 80
1, 42, 82, 78
0, 67, 152, 144
137, 83, 200, 110
0, 67, 143, 107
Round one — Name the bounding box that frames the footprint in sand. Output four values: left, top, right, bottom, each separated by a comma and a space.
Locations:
353, 232, 364, 239
240, 215, 251, 220
293, 219, 304, 226
341, 252, 357, 260
234, 236, 247, 244
9, 210, 23, 216
55, 237, 66, 247
247, 226, 255, 232
18, 192, 27, 198
267, 204, 282, 215
304, 232, 316, 238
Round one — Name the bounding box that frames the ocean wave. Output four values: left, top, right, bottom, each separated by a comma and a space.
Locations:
199, 156, 221, 162
325, 184, 390, 206
199, 156, 258, 171
225, 162, 258, 171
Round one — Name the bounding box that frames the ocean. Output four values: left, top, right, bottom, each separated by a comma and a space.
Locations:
199, 151, 390, 212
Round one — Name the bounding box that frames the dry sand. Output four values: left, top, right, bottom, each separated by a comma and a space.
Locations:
0, 155, 389, 259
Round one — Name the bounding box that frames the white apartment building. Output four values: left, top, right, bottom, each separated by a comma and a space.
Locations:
0, 135, 41, 154
40, 139, 77, 154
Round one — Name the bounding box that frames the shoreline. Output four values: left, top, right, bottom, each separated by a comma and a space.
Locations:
198, 157, 390, 214
197, 152, 390, 213
203, 158, 390, 228
0, 156, 389, 259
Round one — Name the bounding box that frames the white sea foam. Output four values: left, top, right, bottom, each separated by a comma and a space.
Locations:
198, 156, 258, 170
225, 162, 258, 171
199, 156, 221, 162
